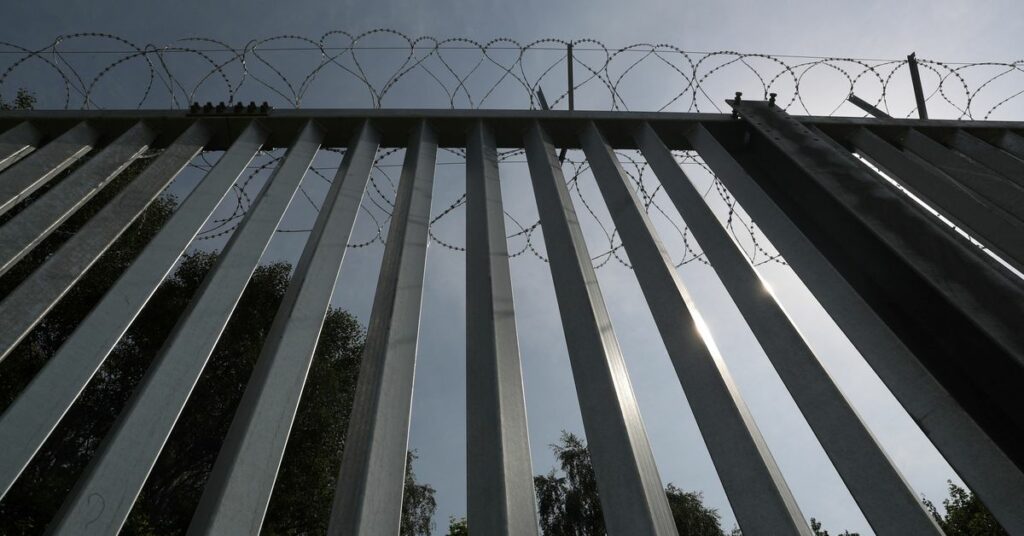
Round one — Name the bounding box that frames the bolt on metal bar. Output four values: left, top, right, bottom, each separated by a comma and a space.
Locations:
846, 126, 1024, 274
907, 53, 929, 120
0, 121, 98, 217
637, 120, 941, 534
899, 128, 1024, 224
584, 121, 811, 535
188, 121, 380, 535
689, 121, 1024, 533
48, 120, 322, 536
0, 121, 211, 363
846, 94, 891, 119
945, 129, 1024, 188
328, 121, 437, 536
0, 121, 156, 277
731, 99, 1024, 473
465, 120, 539, 536
524, 120, 679, 536
0, 122, 42, 173
0, 121, 266, 502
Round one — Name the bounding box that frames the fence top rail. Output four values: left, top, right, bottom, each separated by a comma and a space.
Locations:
1, 107, 1022, 150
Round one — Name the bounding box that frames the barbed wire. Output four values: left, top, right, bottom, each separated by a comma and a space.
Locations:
2, 30, 1021, 268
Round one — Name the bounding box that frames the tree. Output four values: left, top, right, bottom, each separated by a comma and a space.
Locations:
0, 96, 436, 533
447, 516, 469, 536
534, 431, 725, 536
923, 482, 1008, 536
0, 88, 37, 110
810, 518, 859, 536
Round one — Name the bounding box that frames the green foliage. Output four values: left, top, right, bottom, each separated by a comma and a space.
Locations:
446, 516, 468, 536
0, 88, 36, 110
0, 150, 436, 533
534, 431, 724, 536
402, 451, 439, 536
810, 517, 859, 536
923, 482, 1008, 536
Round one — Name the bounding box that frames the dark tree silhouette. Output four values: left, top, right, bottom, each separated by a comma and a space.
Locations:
923, 482, 1008, 536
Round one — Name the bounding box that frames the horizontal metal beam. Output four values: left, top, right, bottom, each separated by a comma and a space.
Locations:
2, 108, 1022, 151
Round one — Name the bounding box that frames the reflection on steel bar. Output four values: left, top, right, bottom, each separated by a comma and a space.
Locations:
49, 120, 322, 536
0, 121, 97, 217
899, 129, 1024, 223
465, 121, 539, 536
907, 53, 928, 120
846, 126, 1024, 274
639, 121, 941, 534
846, 94, 891, 119
0, 121, 155, 277
190, 121, 379, 534
586, 121, 810, 534
687, 121, 1024, 531
0, 122, 41, 173
729, 99, 1024, 476
945, 129, 1024, 188
0, 121, 211, 363
0, 121, 266, 501
328, 121, 437, 536
524, 121, 678, 536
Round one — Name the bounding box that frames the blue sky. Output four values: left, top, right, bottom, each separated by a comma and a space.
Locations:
2, 0, 1023, 533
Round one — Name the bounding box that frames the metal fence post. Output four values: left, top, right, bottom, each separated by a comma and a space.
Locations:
328, 121, 438, 536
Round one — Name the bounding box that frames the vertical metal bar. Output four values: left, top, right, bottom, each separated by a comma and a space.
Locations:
993, 129, 1024, 161
688, 122, 1024, 532
899, 128, 1024, 223
0, 121, 156, 276
188, 122, 379, 535
581, 121, 810, 534
846, 126, 1024, 274
0, 122, 42, 173
727, 99, 1024, 484
49, 121, 322, 536
0, 121, 266, 501
0, 121, 98, 217
846, 94, 891, 118
0, 121, 211, 363
945, 129, 1024, 187
465, 121, 539, 536
907, 53, 928, 120
629, 122, 940, 534
327, 121, 437, 536
567, 43, 575, 111
523, 121, 678, 536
